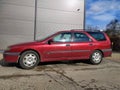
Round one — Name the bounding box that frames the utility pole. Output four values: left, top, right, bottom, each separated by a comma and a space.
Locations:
34, 0, 37, 40
84, 0, 86, 30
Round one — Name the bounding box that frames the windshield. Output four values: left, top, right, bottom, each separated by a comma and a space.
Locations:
36, 33, 55, 42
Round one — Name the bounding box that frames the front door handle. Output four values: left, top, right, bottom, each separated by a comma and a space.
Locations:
89, 43, 93, 46
66, 44, 70, 46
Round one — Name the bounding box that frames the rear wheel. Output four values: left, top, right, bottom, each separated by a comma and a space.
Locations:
90, 50, 103, 65
19, 50, 40, 69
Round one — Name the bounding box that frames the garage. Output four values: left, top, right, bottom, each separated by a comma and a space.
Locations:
0, 0, 84, 49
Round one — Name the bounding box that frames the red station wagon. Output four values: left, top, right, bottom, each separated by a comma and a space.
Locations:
4, 30, 112, 69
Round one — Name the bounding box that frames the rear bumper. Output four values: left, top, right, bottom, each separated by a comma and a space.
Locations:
3, 52, 20, 63
102, 49, 112, 57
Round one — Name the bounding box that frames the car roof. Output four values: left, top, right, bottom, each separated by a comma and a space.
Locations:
59, 29, 101, 33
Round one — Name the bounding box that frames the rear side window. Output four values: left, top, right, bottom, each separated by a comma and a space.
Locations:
88, 32, 106, 41
74, 33, 90, 42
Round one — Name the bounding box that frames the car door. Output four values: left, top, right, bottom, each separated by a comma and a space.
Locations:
70, 32, 93, 59
43, 32, 72, 61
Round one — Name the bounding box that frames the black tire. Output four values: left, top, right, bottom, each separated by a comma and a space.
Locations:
19, 50, 40, 69
90, 50, 103, 65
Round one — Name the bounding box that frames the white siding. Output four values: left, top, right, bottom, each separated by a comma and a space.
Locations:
0, 0, 35, 49
0, 0, 84, 49
36, 0, 84, 39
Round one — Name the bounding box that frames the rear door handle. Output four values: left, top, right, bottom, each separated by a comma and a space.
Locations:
66, 44, 70, 46
89, 43, 93, 46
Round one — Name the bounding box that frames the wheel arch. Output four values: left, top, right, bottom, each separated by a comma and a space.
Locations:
18, 49, 41, 63
92, 49, 104, 57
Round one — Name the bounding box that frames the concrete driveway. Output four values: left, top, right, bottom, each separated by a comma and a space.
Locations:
0, 54, 120, 90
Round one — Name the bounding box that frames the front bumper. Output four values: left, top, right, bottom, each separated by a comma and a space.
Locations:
3, 51, 20, 63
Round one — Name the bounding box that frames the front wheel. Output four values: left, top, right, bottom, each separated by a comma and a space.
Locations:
19, 50, 40, 69
90, 50, 103, 65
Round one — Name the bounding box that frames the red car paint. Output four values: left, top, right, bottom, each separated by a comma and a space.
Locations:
4, 30, 112, 63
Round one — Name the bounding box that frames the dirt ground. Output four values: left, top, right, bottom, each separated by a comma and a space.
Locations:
0, 53, 120, 90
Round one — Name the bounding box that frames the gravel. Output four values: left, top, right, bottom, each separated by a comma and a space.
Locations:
0, 53, 120, 90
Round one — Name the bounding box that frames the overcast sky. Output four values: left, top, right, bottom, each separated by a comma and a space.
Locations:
86, 0, 120, 30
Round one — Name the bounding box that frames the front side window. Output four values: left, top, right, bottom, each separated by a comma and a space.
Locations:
53, 32, 72, 42
74, 33, 90, 42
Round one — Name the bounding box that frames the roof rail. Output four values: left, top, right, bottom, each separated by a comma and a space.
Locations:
71, 29, 84, 31
85, 29, 101, 32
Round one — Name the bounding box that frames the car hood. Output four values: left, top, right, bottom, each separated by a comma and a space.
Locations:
9, 41, 43, 48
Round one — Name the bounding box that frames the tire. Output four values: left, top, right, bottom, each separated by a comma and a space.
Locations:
19, 50, 40, 69
90, 50, 103, 65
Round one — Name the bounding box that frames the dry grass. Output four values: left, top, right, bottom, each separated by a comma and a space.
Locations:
0, 54, 3, 60
105, 52, 120, 61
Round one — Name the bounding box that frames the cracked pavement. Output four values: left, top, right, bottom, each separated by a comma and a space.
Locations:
0, 54, 120, 90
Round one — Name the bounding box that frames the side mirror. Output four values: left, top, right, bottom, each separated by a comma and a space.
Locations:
48, 39, 53, 45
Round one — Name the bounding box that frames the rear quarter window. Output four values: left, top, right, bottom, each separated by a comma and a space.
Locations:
87, 32, 106, 41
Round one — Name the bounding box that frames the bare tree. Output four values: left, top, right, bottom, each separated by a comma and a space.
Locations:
106, 19, 120, 52
86, 25, 99, 31
106, 19, 119, 30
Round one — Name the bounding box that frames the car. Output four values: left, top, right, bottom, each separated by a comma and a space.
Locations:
3, 30, 112, 69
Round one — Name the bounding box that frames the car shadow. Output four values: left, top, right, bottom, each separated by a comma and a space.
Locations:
0, 58, 91, 69
0, 58, 20, 68
38, 60, 91, 66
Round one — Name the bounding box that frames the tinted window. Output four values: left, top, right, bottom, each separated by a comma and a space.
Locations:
74, 33, 90, 42
88, 32, 106, 41
53, 32, 72, 42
